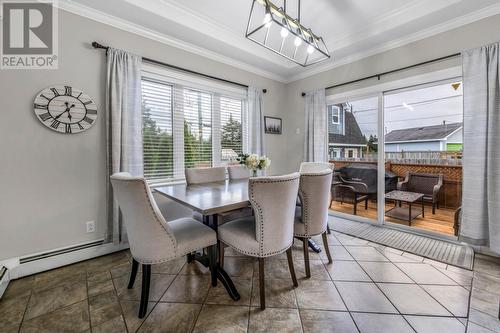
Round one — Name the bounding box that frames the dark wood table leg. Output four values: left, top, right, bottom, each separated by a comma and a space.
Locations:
421, 197, 425, 218
408, 203, 412, 226
194, 215, 240, 301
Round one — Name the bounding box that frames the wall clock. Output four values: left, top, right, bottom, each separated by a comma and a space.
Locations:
33, 85, 97, 134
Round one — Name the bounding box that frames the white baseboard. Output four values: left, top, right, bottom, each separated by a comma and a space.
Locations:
0, 239, 130, 297
0, 266, 9, 298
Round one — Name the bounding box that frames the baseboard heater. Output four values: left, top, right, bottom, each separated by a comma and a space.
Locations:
20, 239, 105, 264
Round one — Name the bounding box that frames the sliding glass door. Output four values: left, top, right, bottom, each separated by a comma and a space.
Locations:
328, 95, 380, 224
382, 80, 463, 236
328, 76, 463, 238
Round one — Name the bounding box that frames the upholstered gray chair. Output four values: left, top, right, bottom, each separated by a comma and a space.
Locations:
218, 173, 301, 310
299, 162, 334, 173
110, 173, 217, 318
185, 166, 226, 184
227, 165, 251, 180
294, 169, 333, 277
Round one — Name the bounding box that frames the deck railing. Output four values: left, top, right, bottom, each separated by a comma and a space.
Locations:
331, 151, 462, 166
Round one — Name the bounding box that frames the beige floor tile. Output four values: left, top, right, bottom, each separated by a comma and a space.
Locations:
295, 260, 331, 281
20, 300, 90, 333
161, 274, 211, 303
328, 246, 354, 261
344, 246, 389, 262
422, 285, 470, 317
193, 304, 249, 333
151, 257, 186, 274
300, 309, 357, 333
180, 261, 211, 275
119, 300, 154, 332
0, 292, 31, 331
405, 315, 466, 333
248, 307, 302, 333
378, 283, 450, 316
86, 251, 131, 274
395, 263, 457, 285
352, 313, 414, 333
89, 290, 122, 327
138, 302, 201, 333
470, 287, 500, 317
92, 315, 127, 333
335, 281, 397, 313
358, 262, 413, 283
468, 308, 500, 332
24, 278, 87, 320
1, 276, 34, 300
325, 260, 371, 282
114, 273, 175, 302
295, 280, 346, 311
250, 278, 297, 308
205, 278, 252, 306
224, 257, 255, 279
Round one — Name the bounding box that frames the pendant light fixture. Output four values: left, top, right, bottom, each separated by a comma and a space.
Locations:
245, 0, 330, 67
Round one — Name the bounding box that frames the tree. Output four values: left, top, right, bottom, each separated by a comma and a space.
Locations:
221, 114, 242, 154
367, 134, 378, 153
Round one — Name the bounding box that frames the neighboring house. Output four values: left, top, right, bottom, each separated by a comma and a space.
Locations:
328, 103, 367, 159
385, 122, 463, 152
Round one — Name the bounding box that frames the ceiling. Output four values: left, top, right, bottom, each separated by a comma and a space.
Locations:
62, 0, 500, 82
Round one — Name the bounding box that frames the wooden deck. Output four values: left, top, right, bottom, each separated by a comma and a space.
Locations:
329, 200, 456, 236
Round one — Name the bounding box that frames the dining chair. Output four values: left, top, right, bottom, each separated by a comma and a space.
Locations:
227, 165, 251, 180
110, 172, 218, 318
185, 166, 227, 184
218, 173, 301, 310
294, 169, 333, 278
299, 162, 334, 173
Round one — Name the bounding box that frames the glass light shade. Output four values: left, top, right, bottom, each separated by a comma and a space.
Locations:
294, 36, 302, 46
263, 13, 271, 24
307, 44, 315, 54
280, 26, 289, 38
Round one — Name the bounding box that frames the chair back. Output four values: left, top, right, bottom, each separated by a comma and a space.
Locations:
407, 172, 443, 195
298, 169, 333, 236
299, 162, 333, 173
249, 173, 300, 256
185, 166, 226, 185
110, 173, 176, 263
228, 165, 251, 180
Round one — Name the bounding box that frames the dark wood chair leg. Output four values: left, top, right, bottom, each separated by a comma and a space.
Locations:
218, 241, 225, 269
322, 232, 332, 264
302, 238, 311, 278
128, 259, 139, 289
432, 202, 436, 214
138, 264, 151, 319
365, 198, 368, 210
327, 224, 331, 235
258, 258, 265, 310
208, 245, 217, 287
286, 248, 298, 287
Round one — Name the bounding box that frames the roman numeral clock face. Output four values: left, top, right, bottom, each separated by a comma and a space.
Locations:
33, 86, 97, 134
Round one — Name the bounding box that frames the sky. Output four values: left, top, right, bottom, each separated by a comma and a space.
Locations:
348, 81, 463, 138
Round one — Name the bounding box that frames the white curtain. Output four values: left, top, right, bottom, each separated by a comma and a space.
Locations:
461, 42, 500, 254
105, 48, 143, 244
246, 87, 265, 155
304, 89, 327, 162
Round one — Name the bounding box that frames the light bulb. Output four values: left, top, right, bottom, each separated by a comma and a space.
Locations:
294, 36, 302, 47
263, 13, 271, 24
280, 27, 289, 38
307, 44, 315, 54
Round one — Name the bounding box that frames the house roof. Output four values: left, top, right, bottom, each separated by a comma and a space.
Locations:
329, 111, 367, 145
385, 123, 462, 143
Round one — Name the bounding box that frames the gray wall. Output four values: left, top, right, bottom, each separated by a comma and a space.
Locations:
283, 14, 500, 174
0, 9, 287, 260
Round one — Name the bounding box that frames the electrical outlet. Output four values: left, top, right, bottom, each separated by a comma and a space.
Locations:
86, 221, 95, 233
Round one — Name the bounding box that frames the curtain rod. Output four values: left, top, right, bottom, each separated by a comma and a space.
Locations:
300, 52, 461, 97
92, 42, 267, 94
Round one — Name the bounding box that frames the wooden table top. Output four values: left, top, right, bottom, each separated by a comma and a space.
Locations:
154, 179, 250, 215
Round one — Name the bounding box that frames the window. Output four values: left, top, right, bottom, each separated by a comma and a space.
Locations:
331, 105, 340, 124
141, 68, 247, 183
141, 79, 174, 181
220, 97, 243, 165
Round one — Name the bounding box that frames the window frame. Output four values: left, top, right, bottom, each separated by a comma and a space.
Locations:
330, 105, 340, 125
141, 67, 247, 185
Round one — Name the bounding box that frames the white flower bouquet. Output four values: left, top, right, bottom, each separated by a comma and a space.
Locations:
237, 153, 271, 176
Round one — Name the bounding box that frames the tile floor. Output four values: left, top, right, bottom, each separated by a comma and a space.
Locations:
1, 230, 499, 333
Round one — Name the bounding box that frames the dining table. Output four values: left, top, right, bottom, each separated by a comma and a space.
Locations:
154, 178, 325, 300
154, 179, 250, 301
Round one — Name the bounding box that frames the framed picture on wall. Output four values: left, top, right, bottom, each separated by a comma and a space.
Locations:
264, 116, 282, 134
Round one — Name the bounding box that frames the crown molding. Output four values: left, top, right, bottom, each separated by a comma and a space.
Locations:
286, 2, 500, 83
58, 0, 289, 83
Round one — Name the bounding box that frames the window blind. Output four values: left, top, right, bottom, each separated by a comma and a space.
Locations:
141, 79, 174, 181
141, 65, 247, 183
